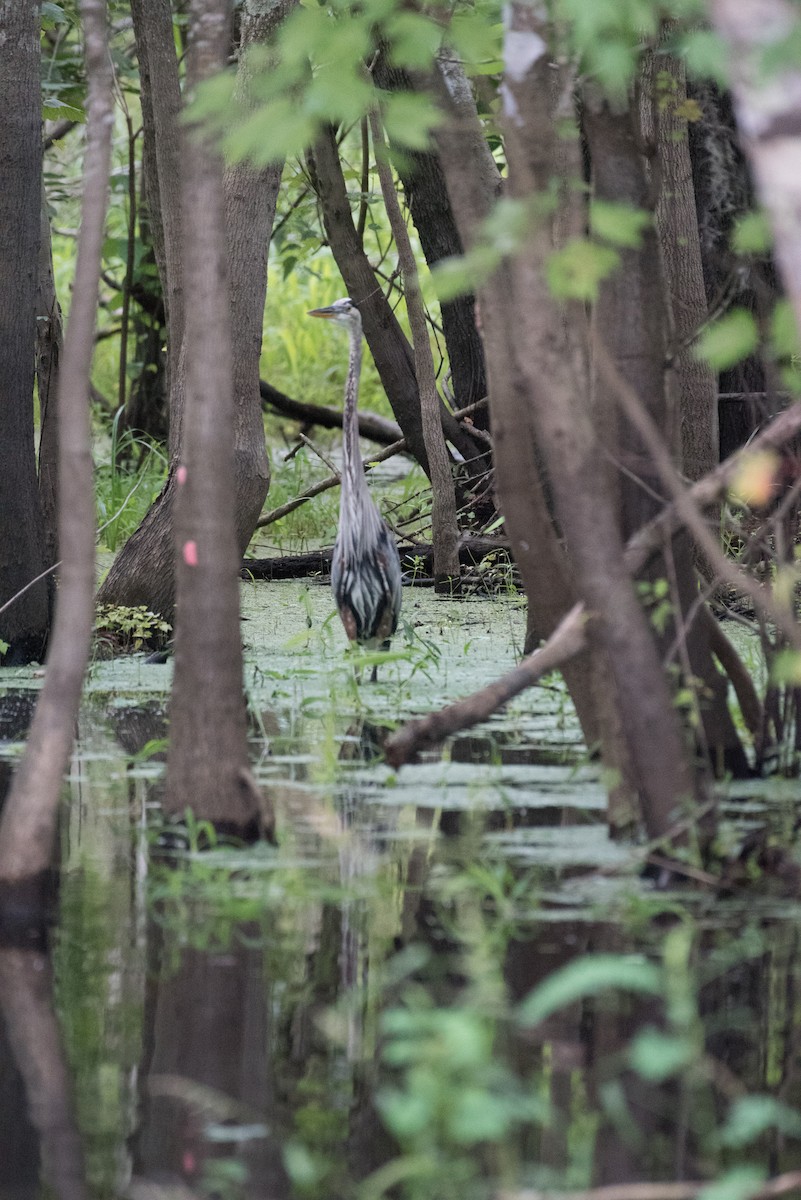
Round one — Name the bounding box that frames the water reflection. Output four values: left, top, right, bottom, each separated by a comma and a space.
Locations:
3, 680, 801, 1197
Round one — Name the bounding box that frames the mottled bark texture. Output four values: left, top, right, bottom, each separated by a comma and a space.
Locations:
431, 55, 608, 758
644, 44, 719, 483
586, 91, 748, 780
497, 7, 700, 838
164, 0, 265, 831
0, 0, 112, 885
0, 0, 50, 663
97, 0, 279, 622
370, 112, 460, 586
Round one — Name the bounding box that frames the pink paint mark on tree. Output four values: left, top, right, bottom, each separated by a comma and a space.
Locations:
182, 540, 199, 567
177, 464, 188, 485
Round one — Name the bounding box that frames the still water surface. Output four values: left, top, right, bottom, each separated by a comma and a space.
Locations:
1, 583, 800, 1200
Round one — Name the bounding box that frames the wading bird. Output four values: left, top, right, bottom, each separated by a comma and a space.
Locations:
308, 298, 403, 679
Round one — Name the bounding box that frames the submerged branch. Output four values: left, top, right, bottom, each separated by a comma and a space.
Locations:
384, 605, 587, 767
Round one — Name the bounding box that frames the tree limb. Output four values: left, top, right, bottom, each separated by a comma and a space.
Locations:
384, 605, 587, 768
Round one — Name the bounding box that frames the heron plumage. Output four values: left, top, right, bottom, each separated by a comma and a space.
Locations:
308, 297, 403, 669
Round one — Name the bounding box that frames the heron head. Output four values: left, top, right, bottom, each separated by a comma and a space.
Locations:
307, 297, 360, 328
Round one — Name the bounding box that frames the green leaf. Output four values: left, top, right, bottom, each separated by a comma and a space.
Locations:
41, 1, 68, 27
449, 13, 503, 72
680, 28, 729, 84
732, 211, 772, 255
517, 954, 661, 1026
695, 309, 760, 370
547, 239, 620, 300
381, 91, 442, 150
42, 98, 85, 123
629, 1028, 694, 1081
771, 299, 801, 360
769, 650, 801, 686
590, 200, 651, 248
720, 1095, 801, 1148
385, 12, 443, 69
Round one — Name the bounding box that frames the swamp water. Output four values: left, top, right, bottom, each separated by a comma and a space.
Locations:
1, 581, 801, 1200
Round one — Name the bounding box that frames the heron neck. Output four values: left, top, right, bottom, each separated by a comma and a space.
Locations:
342, 324, 368, 498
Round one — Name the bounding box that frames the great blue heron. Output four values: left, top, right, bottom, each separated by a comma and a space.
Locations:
308, 297, 402, 678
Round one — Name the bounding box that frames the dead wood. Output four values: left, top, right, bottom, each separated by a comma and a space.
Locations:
254, 397, 488, 530
260, 378, 402, 446
243, 536, 509, 581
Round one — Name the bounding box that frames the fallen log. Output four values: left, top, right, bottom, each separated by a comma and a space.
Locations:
242, 536, 511, 581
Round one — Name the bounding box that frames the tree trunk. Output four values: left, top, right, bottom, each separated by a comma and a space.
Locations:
129, 0, 185, 452
307, 125, 485, 477
430, 55, 608, 757
165, 0, 266, 831
36, 186, 63, 567
646, 43, 719, 483
0, 0, 50, 664
371, 53, 489, 430
370, 112, 460, 587
97, 0, 279, 623
0, 0, 112, 886
498, 6, 700, 839
709, 1, 801, 344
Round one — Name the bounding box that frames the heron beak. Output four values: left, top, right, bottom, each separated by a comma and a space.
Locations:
307, 306, 336, 319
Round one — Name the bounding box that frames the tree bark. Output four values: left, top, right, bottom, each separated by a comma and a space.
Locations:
370, 112, 460, 586
498, 5, 700, 839
129, 0, 185, 451
645, 43, 719, 483
431, 54, 608, 757
371, 53, 489, 430
307, 125, 485, 476
709, 1, 801, 343
36, 186, 63, 567
0, 0, 50, 664
0, 0, 112, 885
586, 91, 748, 779
97, 0, 281, 622
165, 0, 266, 831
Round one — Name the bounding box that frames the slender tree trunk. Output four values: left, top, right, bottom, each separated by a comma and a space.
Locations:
36, 187, 63, 567
371, 53, 489, 431
370, 112, 460, 587
431, 54, 608, 757
0, 0, 50, 664
709, 1, 801, 343
97, 0, 279, 622
499, 5, 700, 839
645, 42, 719, 482
307, 125, 485, 476
0, 0, 112, 885
165, 0, 264, 831
129, 0, 185, 451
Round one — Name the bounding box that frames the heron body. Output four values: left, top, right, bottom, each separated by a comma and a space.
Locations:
308, 298, 403, 669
